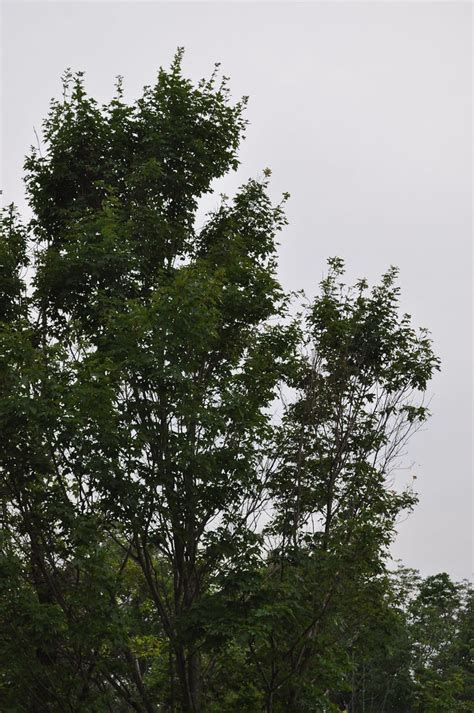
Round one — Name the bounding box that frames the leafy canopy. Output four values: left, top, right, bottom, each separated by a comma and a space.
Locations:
0, 51, 445, 713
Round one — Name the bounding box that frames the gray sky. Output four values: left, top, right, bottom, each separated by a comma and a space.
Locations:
1, 1, 472, 581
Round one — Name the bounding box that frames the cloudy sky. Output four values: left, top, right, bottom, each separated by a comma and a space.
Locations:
1, 1, 472, 580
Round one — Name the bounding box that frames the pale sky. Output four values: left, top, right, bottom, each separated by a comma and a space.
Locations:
1, 1, 472, 581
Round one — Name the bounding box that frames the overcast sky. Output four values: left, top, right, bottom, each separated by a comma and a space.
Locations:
1, 1, 472, 581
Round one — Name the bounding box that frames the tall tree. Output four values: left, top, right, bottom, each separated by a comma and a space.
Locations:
234, 259, 438, 711
1, 52, 441, 712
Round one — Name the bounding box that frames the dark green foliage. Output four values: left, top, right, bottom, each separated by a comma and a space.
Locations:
408, 574, 474, 712
0, 51, 459, 713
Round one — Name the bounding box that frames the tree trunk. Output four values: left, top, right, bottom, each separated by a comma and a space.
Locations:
175, 645, 200, 713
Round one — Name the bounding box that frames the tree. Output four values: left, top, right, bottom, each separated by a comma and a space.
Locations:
409, 574, 474, 712
335, 569, 474, 713
232, 259, 437, 711
0, 51, 440, 712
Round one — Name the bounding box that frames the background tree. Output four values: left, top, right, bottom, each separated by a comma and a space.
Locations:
409, 573, 474, 712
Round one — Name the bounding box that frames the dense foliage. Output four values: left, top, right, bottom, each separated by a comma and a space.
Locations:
1, 51, 467, 712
